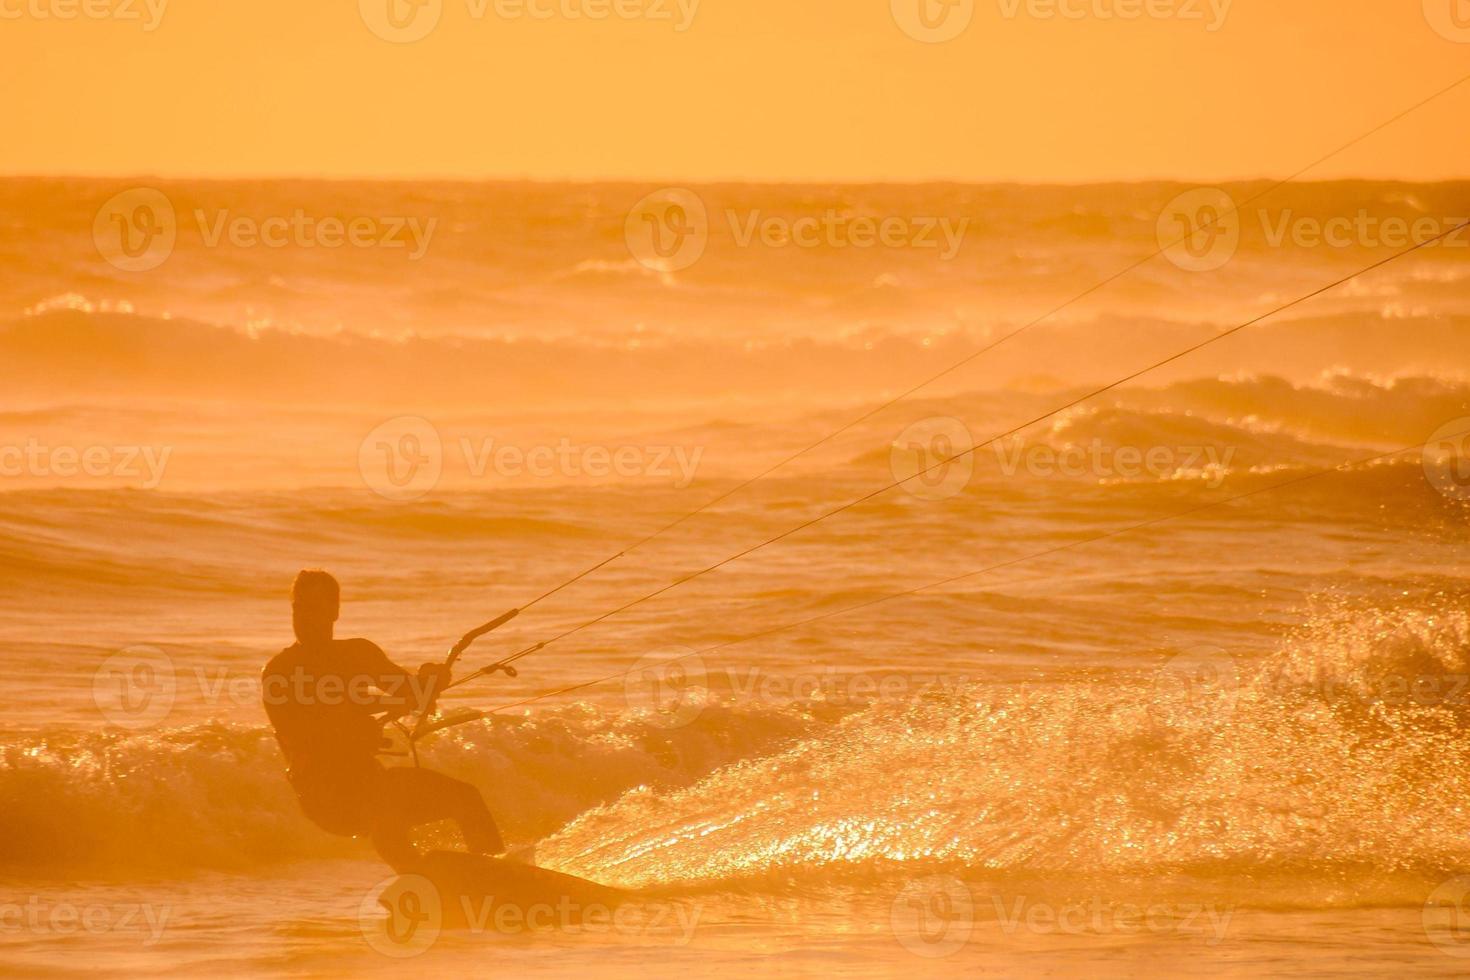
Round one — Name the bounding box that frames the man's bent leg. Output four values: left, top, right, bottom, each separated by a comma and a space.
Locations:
370, 767, 504, 868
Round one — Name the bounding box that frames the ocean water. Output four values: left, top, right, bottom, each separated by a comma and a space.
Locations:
2, 178, 1469, 976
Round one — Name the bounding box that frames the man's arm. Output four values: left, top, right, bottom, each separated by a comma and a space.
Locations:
347, 639, 448, 717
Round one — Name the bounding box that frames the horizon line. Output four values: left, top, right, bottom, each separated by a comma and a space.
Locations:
4, 170, 1470, 188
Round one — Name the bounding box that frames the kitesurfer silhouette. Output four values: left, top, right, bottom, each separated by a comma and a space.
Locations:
262, 570, 505, 869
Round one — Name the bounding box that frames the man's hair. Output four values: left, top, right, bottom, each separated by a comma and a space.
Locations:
291, 569, 340, 617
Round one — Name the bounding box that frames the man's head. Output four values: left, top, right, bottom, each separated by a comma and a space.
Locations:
291, 569, 340, 644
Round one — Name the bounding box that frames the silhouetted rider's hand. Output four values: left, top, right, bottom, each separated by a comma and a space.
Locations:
415, 662, 452, 713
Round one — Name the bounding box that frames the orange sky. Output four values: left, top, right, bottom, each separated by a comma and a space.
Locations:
1, 0, 1467, 181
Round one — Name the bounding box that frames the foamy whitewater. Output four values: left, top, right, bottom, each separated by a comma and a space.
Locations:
1, 179, 1468, 977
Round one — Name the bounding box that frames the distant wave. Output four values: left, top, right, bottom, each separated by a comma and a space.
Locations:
855, 373, 1470, 490
0, 416, 1462, 598
557, 258, 665, 280
4, 305, 1469, 410
0, 308, 982, 408
1150, 372, 1470, 445
0, 491, 606, 596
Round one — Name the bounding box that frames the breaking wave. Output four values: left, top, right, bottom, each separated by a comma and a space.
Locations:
6, 595, 1470, 911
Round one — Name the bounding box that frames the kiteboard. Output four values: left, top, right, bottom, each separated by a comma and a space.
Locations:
381, 850, 629, 931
